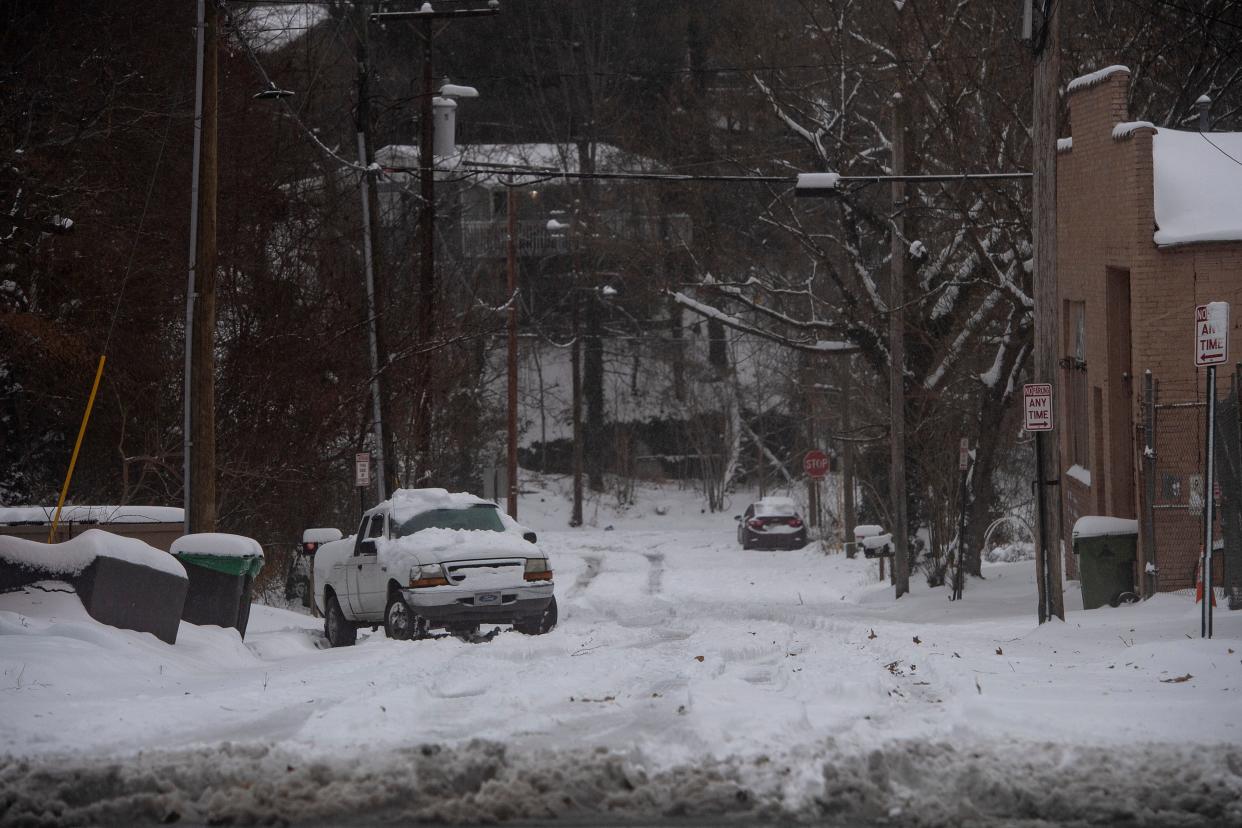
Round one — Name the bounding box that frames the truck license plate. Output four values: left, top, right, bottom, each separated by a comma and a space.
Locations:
476, 592, 500, 605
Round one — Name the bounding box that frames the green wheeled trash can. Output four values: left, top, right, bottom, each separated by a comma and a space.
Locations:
1071, 517, 1139, 610
171, 533, 264, 638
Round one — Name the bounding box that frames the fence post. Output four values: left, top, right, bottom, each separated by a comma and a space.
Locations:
1142, 369, 1157, 598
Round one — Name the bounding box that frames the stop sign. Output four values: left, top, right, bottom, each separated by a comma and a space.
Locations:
803, 449, 829, 480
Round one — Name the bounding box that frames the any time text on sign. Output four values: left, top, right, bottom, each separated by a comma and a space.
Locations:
1194, 302, 1229, 367
1023, 383, 1053, 432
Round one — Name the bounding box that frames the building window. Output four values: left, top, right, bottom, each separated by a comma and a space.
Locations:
1062, 301, 1089, 471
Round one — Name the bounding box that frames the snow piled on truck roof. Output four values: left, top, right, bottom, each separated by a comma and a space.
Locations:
387, 488, 494, 522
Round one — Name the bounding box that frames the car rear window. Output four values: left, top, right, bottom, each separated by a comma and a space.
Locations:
394, 504, 505, 537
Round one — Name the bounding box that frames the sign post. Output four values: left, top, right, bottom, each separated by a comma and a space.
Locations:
804, 450, 828, 540
1194, 301, 1228, 638
1023, 383, 1055, 623
354, 451, 371, 523
951, 437, 970, 601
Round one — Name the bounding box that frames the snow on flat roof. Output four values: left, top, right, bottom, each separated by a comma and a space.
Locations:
1072, 516, 1138, 539
1057, 137, 1073, 153
0, 528, 185, 578
1066, 64, 1129, 94
1152, 127, 1242, 246
170, 533, 264, 560
0, 505, 184, 525
1112, 121, 1155, 140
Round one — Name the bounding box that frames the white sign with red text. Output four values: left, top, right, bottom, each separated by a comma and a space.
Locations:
1194, 302, 1229, 367
1023, 384, 1053, 432
354, 452, 371, 488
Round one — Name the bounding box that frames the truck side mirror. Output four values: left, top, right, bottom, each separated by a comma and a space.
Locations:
357, 538, 377, 556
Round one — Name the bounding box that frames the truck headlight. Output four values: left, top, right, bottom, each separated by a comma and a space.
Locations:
409, 563, 448, 588
524, 557, 552, 582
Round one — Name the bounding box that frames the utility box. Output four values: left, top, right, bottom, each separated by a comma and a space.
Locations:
171, 533, 264, 638
1072, 517, 1139, 609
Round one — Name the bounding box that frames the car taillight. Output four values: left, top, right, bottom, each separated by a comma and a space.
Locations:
788, 518, 803, 528
748, 518, 766, 530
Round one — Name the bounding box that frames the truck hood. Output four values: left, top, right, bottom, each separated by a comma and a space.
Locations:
376, 528, 540, 573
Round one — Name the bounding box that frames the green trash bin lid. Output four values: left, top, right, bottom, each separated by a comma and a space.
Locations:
170, 533, 265, 578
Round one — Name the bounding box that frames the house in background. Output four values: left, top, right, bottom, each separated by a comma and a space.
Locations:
1056, 65, 1242, 597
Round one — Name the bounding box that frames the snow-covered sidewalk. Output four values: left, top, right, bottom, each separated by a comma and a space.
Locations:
2, 492, 1240, 825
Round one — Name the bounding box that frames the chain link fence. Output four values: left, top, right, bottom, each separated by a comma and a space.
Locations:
1141, 371, 1241, 607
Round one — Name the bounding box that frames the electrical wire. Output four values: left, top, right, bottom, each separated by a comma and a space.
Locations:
105, 107, 177, 357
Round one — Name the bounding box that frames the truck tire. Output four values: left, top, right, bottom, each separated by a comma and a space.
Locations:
325, 593, 356, 647
514, 595, 557, 636
384, 593, 414, 641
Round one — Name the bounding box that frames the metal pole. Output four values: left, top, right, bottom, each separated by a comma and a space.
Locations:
1203, 365, 1217, 638
1142, 369, 1157, 597
1035, 430, 1051, 623
889, 93, 911, 599
357, 131, 387, 502
506, 188, 519, 518
183, 0, 206, 536
954, 438, 968, 601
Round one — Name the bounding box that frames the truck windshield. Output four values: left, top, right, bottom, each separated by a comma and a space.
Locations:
394, 504, 505, 537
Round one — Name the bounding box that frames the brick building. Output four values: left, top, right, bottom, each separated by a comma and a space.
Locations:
1056, 65, 1242, 595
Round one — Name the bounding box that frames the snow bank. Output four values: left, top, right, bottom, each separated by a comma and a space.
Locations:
0, 528, 185, 578
2, 738, 1237, 827
1153, 126, 1242, 246
170, 533, 264, 559
1072, 515, 1138, 538
0, 504, 184, 524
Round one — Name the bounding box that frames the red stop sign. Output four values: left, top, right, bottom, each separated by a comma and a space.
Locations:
804, 449, 829, 479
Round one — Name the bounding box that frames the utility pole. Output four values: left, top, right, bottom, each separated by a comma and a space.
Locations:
186, 0, 218, 535
571, 291, 584, 527
370, 2, 500, 482
1031, 0, 1065, 621
506, 187, 519, 518
889, 91, 911, 599
356, 0, 387, 502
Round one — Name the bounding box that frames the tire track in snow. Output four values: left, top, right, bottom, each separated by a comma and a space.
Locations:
567, 555, 603, 598
643, 550, 665, 595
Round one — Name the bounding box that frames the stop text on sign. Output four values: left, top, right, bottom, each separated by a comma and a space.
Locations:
1023, 383, 1053, 432
803, 449, 829, 480
1194, 302, 1230, 367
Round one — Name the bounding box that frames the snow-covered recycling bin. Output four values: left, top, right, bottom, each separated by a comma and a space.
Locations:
1072, 517, 1139, 610
853, 524, 884, 559
0, 529, 188, 644
171, 533, 264, 638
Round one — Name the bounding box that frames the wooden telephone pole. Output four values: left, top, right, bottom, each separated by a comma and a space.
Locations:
889, 92, 911, 599
186, 0, 218, 535
1031, 0, 1066, 621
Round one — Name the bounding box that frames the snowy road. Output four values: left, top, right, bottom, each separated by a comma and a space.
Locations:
3, 509, 1242, 825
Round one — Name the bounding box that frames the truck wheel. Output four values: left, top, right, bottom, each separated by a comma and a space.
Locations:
384, 593, 415, 641
325, 593, 356, 648
514, 595, 557, 635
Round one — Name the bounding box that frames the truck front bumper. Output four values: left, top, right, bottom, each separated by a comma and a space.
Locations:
400, 582, 553, 628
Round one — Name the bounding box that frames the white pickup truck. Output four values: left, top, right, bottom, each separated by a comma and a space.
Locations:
311, 488, 556, 646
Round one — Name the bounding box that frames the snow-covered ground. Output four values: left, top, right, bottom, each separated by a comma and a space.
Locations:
2, 478, 1240, 826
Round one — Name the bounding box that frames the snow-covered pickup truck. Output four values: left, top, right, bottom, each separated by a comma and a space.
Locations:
312, 489, 556, 646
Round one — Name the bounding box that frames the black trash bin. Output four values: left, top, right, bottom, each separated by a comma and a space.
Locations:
1071, 517, 1138, 610
171, 534, 264, 637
